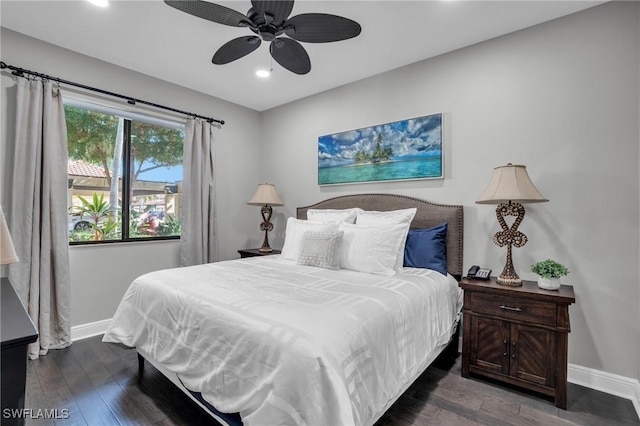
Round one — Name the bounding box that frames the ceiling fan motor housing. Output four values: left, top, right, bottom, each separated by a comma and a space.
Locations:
247, 8, 285, 42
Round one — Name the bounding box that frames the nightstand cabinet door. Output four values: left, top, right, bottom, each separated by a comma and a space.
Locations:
510, 323, 556, 387
470, 316, 510, 375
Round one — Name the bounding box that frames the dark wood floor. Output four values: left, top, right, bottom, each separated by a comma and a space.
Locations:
23, 335, 639, 426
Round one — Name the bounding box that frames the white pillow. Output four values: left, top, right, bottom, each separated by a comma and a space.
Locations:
356, 208, 417, 225
356, 208, 417, 271
297, 230, 344, 270
339, 223, 409, 276
281, 218, 339, 261
307, 208, 359, 224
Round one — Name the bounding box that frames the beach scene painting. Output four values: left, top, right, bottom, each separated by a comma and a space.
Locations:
318, 113, 443, 185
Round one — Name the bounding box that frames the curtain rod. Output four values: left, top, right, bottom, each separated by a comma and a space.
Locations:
0, 61, 225, 125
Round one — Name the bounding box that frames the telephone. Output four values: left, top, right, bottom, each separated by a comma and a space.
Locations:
467, 265, 492, 280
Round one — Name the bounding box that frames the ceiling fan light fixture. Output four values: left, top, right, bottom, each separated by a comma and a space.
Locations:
87, 0, 109, 7
256, 69, 271, 78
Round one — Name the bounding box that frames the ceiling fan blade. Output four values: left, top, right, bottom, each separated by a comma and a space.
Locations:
285, 13, 361, 43
212, 36, 261, 64
165, 0, 250, 27
270, 38, 311, 75
251, 1, 294, 23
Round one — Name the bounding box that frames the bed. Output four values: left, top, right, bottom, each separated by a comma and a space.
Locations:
103, 193, 464, 426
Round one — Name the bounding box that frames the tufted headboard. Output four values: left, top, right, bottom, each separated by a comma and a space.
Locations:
297, 193, 464, 279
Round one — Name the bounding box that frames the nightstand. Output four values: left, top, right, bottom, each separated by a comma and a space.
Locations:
459, 276, 575, 409
238, 248, 282, 258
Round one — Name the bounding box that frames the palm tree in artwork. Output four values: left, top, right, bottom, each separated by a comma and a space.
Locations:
353, 132, 393, 164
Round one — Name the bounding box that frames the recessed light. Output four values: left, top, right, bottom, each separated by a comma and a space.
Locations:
87, 0, 109, 8
256, 69, 271, 78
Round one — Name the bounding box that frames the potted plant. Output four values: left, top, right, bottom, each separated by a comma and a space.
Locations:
530, 259, 569, 290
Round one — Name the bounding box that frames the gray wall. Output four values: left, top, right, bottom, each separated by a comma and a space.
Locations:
260, 2, 640, 380
0, 29, 263, 326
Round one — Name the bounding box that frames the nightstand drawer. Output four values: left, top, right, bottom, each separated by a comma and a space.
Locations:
469, 292, 557, 326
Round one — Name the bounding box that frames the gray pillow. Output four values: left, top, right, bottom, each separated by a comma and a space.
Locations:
297, 230, 344, 270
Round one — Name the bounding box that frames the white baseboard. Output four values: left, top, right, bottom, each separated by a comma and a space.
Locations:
70, 318, 112, 341
70, 319, 639, 419
568, 363, 640, 418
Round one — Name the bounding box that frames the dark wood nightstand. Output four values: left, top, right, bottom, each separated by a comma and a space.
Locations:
459, 276, 575, 409
238, 248, 282, 258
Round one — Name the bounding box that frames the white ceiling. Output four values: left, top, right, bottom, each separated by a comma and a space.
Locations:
1, 0, 604, 112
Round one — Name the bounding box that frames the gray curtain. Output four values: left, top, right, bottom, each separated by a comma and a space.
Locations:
8, 78, 71, 359
180, 118, 216, 266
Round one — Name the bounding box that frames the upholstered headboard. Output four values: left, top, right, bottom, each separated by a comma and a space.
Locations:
297, 193, 464, 279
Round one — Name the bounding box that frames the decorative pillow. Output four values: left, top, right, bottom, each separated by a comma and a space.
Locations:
297, 230, 344, 270
281, 218, 339, 261
307, 208, 359, 224
339, 223, 409, 276
355, 208, 417, 271
403, 223, 448, 276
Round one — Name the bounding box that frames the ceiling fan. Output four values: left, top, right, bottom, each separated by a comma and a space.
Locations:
164, 0, 362, 75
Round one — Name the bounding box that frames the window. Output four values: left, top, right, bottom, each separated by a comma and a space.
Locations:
65, 101, 184, 244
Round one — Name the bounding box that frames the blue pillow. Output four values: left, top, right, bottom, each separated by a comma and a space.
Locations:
403, 223, 448, 275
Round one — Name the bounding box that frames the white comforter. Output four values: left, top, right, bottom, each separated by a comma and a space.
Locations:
103, 256, 462, 426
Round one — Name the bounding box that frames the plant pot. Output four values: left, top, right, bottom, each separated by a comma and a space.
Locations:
538, 277, 561, 291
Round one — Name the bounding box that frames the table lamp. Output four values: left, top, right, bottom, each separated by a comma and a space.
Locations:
0, 205, 19, 265
247, 183, 283, 253
476, 164, 548, 286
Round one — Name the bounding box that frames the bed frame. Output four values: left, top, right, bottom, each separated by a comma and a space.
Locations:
138, 193, 464, 426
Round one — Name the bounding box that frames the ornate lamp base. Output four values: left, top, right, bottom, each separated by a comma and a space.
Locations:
496, 269, 523, 286
258, 245, 273, 253
493, 201, 527, 287
258, 204, 274, 253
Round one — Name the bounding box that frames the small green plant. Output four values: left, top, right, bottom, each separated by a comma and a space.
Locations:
71, 193, 121, 241
157, 215, 181, 237
94, 218, 120, 240
530, 259, 569, 279
74, 192, 110, 224
69, 229, 94, 242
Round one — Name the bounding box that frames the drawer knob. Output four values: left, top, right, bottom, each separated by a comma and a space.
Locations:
499, 305, 522, 312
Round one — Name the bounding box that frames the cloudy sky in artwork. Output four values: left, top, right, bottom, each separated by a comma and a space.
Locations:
318, 114, 442, 168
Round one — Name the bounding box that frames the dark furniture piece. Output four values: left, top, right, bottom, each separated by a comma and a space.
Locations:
1, 277, 38, 426
238, 248, 281, 258
460, 276, 575, 409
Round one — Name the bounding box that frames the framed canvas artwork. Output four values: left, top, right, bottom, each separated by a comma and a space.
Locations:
318, 113, 443, 185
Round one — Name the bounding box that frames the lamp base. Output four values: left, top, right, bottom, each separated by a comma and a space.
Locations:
496, 273, 523, 286
258, 205, 274, 253
493, 201, 526, 287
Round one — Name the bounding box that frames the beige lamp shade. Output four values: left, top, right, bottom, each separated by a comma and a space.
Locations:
247, 183, 284, 206
476, 164, 548, 204
0, 204, 19, 265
